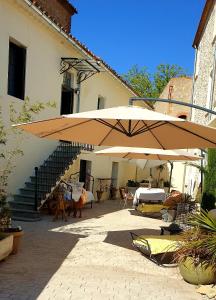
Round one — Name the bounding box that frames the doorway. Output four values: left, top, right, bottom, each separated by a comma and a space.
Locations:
79, 159, 92, 190
60, 85, 74, 115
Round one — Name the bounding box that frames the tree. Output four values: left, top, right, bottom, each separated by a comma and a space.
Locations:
123, 63, 187, 99
0, 98, 56, 227
123, 65, 154, 98
203, 148, 216, 195
153, 64, 187, 97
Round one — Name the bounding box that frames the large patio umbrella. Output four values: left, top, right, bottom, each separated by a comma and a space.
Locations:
15, 106, 216, 149
94, 147, 202, 192
94, 147, 201, 161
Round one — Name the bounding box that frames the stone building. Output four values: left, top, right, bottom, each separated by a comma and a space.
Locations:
185, 0, 216, 197
192, 0, 216, 126
154, 77, 193, 192
155, 77, 192, 119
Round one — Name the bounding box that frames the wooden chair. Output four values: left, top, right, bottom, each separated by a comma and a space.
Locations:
119, 187, 133, 208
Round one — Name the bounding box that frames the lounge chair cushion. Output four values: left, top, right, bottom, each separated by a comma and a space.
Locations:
133, 235, 182, 255
137, 204, 169, 213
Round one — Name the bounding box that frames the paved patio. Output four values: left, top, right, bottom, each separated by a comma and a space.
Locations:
0, 200, 202, 300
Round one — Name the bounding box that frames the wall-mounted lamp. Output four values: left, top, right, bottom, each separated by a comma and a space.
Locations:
74, 88, 80, 95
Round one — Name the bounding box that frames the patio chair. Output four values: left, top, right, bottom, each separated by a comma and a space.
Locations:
130, 232, 182, 266
119, 187, 133, 208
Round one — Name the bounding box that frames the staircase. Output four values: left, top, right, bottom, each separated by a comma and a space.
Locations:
9, 142, 93, 221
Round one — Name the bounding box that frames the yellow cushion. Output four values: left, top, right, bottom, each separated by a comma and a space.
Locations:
137, 204, 169, 213
133, 235, 182, 255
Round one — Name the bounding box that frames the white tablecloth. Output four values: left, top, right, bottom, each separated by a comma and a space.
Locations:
133, 188, 166, 205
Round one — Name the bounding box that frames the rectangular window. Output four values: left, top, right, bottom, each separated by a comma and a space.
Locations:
8, 41, 26, 100
97, 96, 105, 110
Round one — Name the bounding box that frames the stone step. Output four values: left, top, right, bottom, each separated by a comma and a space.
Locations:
11, 208, 41, 221
19, 188, 48, 197
13, 194, 38, 202
25, 182, 53, 190
30, 176, 58, 185
39, 166, 65, 173
9, 201, 35, 211
11, 216, 41, 222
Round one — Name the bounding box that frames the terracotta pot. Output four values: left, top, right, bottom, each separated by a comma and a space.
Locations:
179, 257, 216, 285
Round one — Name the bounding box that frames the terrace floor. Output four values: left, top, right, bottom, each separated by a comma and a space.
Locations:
0, 200, 202, 300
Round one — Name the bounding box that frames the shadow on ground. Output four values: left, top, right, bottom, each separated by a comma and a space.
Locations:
0, 228, 85, 300
103, 227, 161, 250
0, 200, 124, 299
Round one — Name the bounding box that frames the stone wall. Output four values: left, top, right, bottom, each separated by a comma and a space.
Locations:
155, 77, 192, 119
192, 3, 216, 125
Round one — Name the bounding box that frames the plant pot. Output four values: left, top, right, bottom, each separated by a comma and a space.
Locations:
96, 190, 103, 202
0, 233, 13, 261
0, 228, 24, 254
179, 257, 216, 285
11, 230, 24, 254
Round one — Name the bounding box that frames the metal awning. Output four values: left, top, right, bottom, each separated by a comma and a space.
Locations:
60, 57, 104, 83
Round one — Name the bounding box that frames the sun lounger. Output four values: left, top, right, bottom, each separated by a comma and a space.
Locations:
130, 232, 182, 266
136, 203, 169, 217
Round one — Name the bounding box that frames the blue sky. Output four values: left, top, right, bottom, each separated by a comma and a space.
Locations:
71, 0, 205, 76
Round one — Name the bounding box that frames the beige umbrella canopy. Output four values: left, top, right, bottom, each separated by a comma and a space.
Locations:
95, 147, 202, 192
15, 106, 216, 149
94, 147, 202, 161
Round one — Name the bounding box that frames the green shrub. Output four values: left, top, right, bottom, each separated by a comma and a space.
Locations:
201, 192, 216, 212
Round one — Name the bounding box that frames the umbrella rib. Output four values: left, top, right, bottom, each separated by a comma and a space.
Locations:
166, 121, 216, 146
123, 153, 130, 158
40, 119, 93, 138
131, 120, 140, 134
96, 119, 127, 135
98, 120, 119, 146
141, 121, 166, 149
116, 120, 129, 135
132, 121, 166, 136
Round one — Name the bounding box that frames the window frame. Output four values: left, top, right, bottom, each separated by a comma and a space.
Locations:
7, 39, 27, 100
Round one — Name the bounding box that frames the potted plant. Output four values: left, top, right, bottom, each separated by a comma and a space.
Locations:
0, 98, 55, 254
174, 210, 216, 285
0, 232, 13, 261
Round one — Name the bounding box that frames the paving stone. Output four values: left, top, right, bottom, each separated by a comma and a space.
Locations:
0, 201, 202, 299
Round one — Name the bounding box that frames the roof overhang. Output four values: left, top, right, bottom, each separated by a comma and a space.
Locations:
193, 0, 215, 48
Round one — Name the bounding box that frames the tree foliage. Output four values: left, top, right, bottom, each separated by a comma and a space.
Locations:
204, 148, 216, 195
123, 63, 187, 99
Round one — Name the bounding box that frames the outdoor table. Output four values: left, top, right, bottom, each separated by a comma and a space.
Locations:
133, 187, 166, 206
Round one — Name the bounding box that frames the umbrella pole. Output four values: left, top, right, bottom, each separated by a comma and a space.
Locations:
135, 165, 138, 182
168, 162, 174, 193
